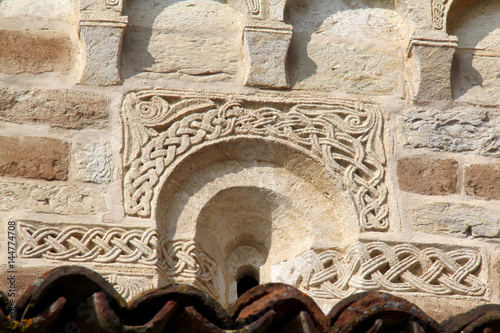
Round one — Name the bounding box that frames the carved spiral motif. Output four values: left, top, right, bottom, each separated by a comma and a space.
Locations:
106, 0, 120, 7
104, 274, 154, 301
136, 96, 171, 128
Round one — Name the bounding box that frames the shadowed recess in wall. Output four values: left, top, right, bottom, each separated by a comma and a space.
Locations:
121, 0, 243, 81
449, 0, 500, 103
284, 0, 402, 94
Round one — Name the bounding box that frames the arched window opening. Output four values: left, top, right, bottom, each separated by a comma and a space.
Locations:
236, 266, 259, 298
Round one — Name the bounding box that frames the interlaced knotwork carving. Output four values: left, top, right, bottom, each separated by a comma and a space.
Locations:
18, 223, 218, 296
157, 240, 218, 297
432, 0, 449, 30
273, 242, 487, 299
122, 90, 387, 231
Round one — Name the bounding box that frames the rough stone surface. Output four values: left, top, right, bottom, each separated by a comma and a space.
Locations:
0, 182, 106, 215
79, 22, 125, 86
0, 88, 109, 129
0, 136, 68, 181
399, 107, 500, 156
465, 164, 500, 200
287, 7, 402, 94
123, 0, 241, 81
243, 21, 292, 88
449, 0, 500, 103
0, 0, 75, 20
397, 157, 458, 195
408, 42, 456, 101
1, 0, 500, 317
75, 143, 113, 184
0, 29, 72, 74
413, 203, 500, 238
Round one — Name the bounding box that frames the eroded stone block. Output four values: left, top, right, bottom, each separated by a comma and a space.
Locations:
0, 182, 105, 215
243, 20, 292, 88
397, 157, 458, 195
0, 136, 68, 181
75, 143, 113, 184
0, 29, 72, 74
465, 164, 500, 201
407, 36, 458, 101
413, 202, 500, 238
79, 15, 127, 86
287, 7, 403, 94
0, 88, 109, 129
399, 107, 500, 156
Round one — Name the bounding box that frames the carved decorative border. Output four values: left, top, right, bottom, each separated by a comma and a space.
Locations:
272, 241, 487, 299
432, 0, 450, 30
18, 223, 217, 297
122, 90, 387, 231
103, 273, 155, 301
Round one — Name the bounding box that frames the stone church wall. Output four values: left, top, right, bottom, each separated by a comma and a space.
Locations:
0, 0, 499, 322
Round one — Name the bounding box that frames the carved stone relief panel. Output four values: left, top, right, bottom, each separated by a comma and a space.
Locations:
272, 241, 488, 300
122, 89, 388, 231
17, 221, 490, 308
17, 222, 218, 298
431, 0, 449, 30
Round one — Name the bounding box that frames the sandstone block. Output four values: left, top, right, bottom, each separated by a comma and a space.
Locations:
0, 88, 109, 129
0, 0, 75, 20
407, 36, 457, 101
243, 20, 292, 88
287, 8, 402, 94
75, 143, 113, 184
124, 0, 241, 81
79, 15, 127, 86
413, 203, 500, 238
465, 164, 500, 200
290, 36, 401, 94
0, 182, 105, 215
0, 29, 72, 74
397, 157, 458, 195
0, 136, 68, 181
399, 107, 500, 156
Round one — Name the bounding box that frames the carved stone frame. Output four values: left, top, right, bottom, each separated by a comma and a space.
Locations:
122, 89, 388, 231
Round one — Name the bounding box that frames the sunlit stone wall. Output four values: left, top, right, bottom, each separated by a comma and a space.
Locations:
0, 0, 499, 321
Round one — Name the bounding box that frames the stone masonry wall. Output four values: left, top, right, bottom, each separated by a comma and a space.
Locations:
0, 0, 499, 321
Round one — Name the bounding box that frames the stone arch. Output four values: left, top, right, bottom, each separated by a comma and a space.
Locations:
154, 137, 358, 305
122, 89, 387, 231
441, 0, 482, 33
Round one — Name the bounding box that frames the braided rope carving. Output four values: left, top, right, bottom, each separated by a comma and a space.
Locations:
18, 223, 218, 296
431, 0, 449, 30
122, 90, 387, 230
273, 242, 487, 298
